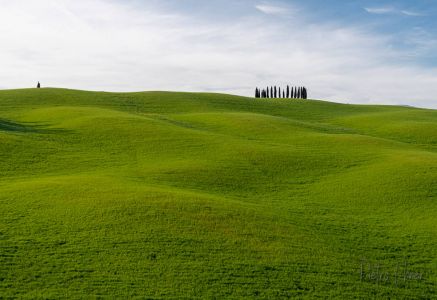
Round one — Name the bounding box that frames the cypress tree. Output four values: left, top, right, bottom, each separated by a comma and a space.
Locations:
278, 87, 281, 98
286, 85, 290, 98
270, 86, 273, 98
255, 88, 258, 98
266, 87, 270, 98
274, 86, 277, 98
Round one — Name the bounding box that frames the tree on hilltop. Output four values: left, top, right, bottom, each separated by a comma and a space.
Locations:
255, 85, 308, 100
302, 87, 308, 99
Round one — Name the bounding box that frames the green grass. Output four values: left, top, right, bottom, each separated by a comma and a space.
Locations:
0, 88, 436, 298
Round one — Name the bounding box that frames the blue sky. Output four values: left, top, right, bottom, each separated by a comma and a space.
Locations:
1, 0, 437, 108
160, 0, 437, 65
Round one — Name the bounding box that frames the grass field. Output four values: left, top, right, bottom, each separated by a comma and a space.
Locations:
0, 88, 436, 298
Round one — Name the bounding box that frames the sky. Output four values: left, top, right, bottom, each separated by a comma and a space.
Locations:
1, 0, 437, 108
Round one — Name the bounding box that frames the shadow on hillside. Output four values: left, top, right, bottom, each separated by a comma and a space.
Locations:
0, 119, 66, 134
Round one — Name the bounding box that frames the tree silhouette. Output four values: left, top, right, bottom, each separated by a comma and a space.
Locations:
302, 87, 308, 99
37, 82, 41, 89
254, 85, 308, 100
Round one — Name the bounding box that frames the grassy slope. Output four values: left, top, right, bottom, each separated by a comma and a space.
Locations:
0, 88, 436, 298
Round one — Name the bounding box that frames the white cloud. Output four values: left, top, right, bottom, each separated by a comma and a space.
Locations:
364, 7, 395, 14
0, 0, 436, 108
255, 4, 290, 15
365, 6, 425, 17
401, 10, 425, 17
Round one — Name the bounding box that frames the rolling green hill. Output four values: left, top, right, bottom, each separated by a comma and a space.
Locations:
0, 88, 436, 298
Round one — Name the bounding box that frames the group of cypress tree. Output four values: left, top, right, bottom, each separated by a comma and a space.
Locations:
255, 86, 307, 99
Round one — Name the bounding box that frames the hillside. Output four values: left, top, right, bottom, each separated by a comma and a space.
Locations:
0, 88, 436, 298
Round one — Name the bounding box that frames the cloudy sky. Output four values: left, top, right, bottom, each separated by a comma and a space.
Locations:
1, 0, 437, 108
